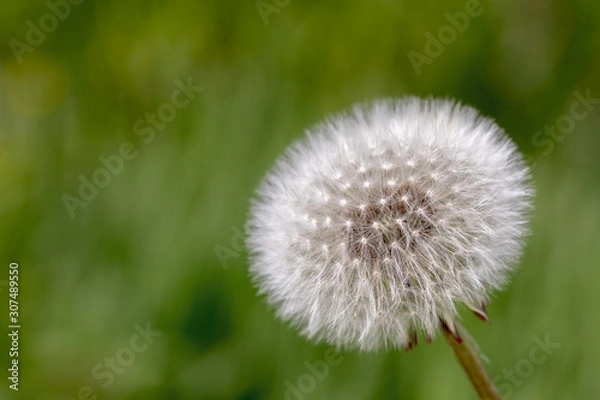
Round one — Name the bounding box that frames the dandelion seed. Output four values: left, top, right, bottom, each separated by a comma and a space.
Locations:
247, 97, 533, 352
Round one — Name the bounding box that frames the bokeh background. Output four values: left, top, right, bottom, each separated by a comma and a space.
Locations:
1, 0, 599, 399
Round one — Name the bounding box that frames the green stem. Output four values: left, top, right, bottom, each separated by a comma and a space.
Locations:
442, 322, 501, 400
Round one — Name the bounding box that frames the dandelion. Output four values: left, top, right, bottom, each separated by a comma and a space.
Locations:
247, 97, 533, 399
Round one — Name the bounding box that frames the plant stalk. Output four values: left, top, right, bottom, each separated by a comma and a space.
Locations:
442, 322, 501, 400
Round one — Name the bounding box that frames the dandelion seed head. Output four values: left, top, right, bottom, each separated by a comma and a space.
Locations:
247, 98, 533, 351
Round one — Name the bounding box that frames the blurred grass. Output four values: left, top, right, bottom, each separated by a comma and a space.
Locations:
1, 0, 600, 399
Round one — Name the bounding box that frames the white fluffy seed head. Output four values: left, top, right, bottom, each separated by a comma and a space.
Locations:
247, 97, 533, 352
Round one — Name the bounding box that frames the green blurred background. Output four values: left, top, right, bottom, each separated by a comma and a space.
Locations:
1, 0, 599, 399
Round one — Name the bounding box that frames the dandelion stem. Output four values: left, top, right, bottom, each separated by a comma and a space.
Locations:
442, 322, 501, 400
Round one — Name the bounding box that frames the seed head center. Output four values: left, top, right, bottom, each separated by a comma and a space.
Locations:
345, 184, 436, 262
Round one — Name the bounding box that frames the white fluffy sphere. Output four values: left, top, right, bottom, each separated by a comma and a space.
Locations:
247, 98, 533, 351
